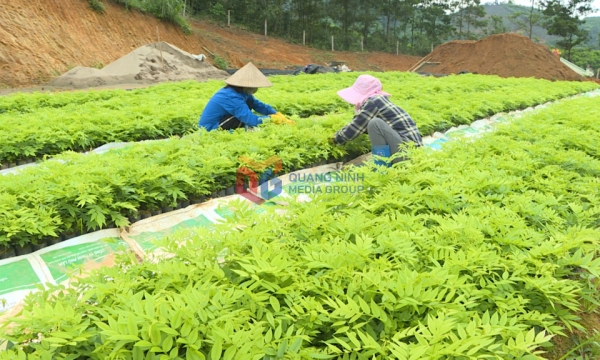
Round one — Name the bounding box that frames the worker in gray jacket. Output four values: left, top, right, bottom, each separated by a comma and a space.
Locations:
331, 74, 423, 165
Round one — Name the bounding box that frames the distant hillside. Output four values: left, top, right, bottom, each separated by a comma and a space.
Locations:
582, 16, 600, 48
480, 4, 599, 49
482, 4, 558, 45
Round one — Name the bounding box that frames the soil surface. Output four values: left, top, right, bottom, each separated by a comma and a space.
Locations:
0, 0, 420, 92
545, 311, 600, 360
420, 33, 583, 81
192, 20, 421, 73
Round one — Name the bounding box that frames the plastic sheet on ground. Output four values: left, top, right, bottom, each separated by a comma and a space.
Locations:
0, 139, 170, 176
0, 164, 341, 315
2, 89, 599, 176
419, 88, 600, 151
1, 89, 600, 316
0, 229, 121, 315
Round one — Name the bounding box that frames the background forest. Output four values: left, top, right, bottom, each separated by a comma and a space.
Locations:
89, 0, 600, 69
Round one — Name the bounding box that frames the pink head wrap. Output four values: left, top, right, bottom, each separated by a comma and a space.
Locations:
337, 75, 391, 112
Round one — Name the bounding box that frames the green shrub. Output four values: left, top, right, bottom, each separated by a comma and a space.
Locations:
87, 0, 106, 13
2, 96, 600, 358
0, 74, 596, 247
175, 14, 192, 35
209, 2, 226, 19
213, 54, 229, 69
109, 0, 192, 35
0, 74, 596, 165
570, 47, 600, 72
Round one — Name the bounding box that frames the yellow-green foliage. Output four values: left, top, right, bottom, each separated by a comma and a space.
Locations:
0, 73, 595, 164
1, 94, 600, 359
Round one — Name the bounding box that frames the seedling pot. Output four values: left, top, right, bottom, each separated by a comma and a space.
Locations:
225, 186, 235, 196
17, 158, 34, 166
0, 246, 16, 260
47, 237, 62, 246
14, 244, 32, 256
191, 195, 206, 204
31, 241, 48, 252
151, 209, 162, 216
62, 232, 80, 241
128, 213, 142, 223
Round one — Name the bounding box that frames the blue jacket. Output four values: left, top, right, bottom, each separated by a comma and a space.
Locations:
199, 86, 276, 131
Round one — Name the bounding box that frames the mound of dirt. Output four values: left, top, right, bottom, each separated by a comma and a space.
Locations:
47, 42, 229, 89
420, 33, 582, 81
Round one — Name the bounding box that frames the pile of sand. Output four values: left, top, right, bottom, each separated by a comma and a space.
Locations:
47, 42, 229, 89
419, 33, 582, 81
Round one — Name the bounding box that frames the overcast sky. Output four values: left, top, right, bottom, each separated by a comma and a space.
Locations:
508, 0, 600, 16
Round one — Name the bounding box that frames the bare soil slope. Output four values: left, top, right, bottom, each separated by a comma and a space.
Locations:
191, 21, 422, 73
0, 0, 421, 89
422, 33, 582, 81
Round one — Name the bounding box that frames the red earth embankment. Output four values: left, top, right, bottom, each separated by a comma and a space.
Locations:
420, 33, 582, 81
0, 0, 420, 88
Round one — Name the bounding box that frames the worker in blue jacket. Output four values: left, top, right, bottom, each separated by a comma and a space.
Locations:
199, 62, 292, 131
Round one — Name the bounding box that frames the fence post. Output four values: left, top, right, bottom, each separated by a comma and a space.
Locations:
156, 27, 164, 70
264, 19, 267, 36
227, 10, 231, 27
361, 36, 363, 51
303, 30, 305, 46
331, 35, 334, 51
396, 41, 399, 55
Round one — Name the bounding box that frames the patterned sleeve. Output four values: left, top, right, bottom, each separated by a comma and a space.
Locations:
333, 99, 379, 144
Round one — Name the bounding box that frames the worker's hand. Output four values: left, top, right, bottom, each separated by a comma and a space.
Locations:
270, 112, 295, 125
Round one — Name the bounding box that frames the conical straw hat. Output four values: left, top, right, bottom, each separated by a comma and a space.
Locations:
225, 62, 273, 88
